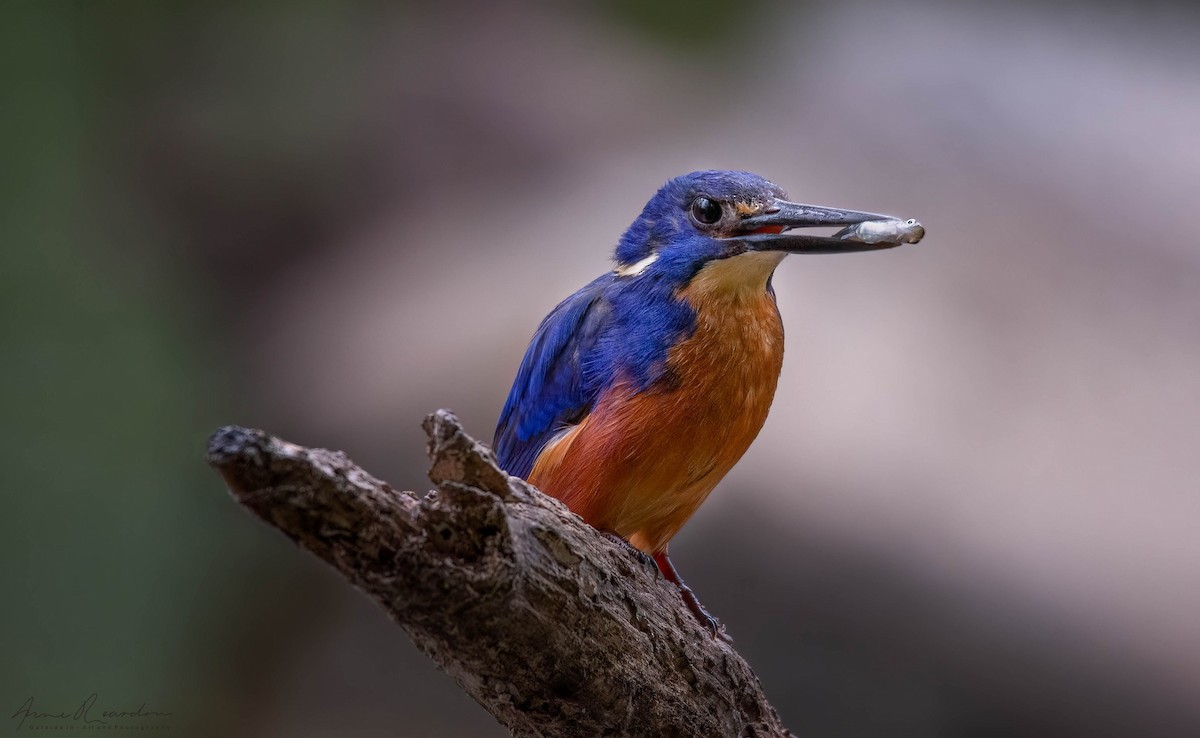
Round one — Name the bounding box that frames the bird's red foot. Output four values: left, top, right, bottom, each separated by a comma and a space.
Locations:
653, 551, 732, 642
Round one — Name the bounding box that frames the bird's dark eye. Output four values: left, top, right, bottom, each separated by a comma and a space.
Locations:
690, 196, 723, 226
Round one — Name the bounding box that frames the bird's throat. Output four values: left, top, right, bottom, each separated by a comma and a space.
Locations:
686, 251, 786, 300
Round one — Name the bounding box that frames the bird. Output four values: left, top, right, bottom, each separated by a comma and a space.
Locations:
493, 170, 910, 633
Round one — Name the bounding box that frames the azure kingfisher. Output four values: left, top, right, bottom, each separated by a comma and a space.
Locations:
494, 170, 912, 633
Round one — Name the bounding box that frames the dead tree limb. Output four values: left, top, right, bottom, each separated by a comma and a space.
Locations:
205, 409, 794, 738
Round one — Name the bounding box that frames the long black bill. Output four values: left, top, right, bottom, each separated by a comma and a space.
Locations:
724, 198, 903, 254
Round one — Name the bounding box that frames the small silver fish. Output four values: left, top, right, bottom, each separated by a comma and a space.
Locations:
834, 218, 925, 245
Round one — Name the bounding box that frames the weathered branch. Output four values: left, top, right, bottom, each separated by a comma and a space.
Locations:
205, 410, 793, 738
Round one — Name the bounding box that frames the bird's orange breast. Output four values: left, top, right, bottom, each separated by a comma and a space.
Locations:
528, 252, 785, 553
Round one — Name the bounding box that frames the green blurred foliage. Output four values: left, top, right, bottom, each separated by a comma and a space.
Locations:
598, 0, 767, 48
0, 4, 297, 734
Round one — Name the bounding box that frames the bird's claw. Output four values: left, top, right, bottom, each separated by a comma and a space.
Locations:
678, 582, 733, 642
600, 530, 658, 575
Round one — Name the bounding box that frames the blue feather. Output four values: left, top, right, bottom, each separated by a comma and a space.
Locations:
494, 274, 611, 478
493, 270, 696, 479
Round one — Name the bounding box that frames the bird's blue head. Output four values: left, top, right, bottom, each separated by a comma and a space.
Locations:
613, 170, 900, 288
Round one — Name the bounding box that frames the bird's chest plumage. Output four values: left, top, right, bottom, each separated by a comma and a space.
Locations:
527, 253, 786, 552
664, 287, 785, 455
633, 274, 784, 523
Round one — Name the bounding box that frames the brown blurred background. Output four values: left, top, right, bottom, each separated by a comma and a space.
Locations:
4, 1, 1200, 736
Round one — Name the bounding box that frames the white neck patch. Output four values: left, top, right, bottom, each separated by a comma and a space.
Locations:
613, 252, 659, 277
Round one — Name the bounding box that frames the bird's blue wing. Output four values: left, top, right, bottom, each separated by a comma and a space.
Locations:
494, 274, 615, 479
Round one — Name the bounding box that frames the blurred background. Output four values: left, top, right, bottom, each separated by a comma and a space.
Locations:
4, 1, 1200, 736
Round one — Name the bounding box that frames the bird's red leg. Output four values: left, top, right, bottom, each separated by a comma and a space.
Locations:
653, 551, 730, 641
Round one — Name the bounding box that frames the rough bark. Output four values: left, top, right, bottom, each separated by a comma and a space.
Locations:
205, 409, 794, 738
